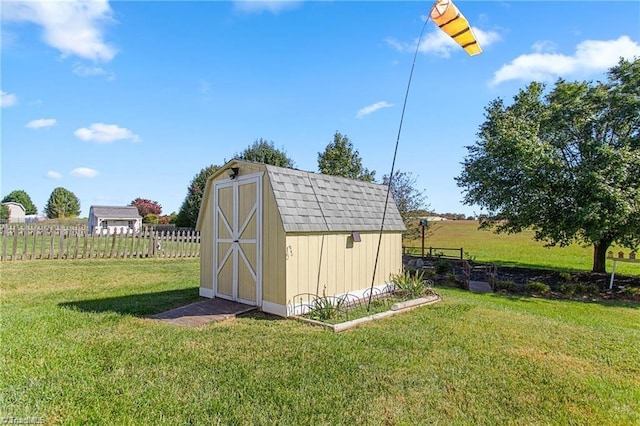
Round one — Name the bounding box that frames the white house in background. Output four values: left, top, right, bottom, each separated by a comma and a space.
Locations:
88, 205, 142, 235
1, 202, 26, 223
424, 216, 448, 222
24, 214, 45, 223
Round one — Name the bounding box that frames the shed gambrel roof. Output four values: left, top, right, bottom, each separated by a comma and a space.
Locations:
90, 206, 141, 219
265, 164, 406, 233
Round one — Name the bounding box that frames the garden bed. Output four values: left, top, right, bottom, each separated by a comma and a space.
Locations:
293, 294, 441, 332
292, 272, 441, 332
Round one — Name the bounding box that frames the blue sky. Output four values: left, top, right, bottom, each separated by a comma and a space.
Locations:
2, 1, 639, 217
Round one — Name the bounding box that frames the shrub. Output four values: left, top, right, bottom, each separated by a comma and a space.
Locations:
620, 287, 640, 299
144, 214, 159, 224
494, 280, 517, 292
558, 272, 574, 283
422, 269, 436, 280
558, 284, 576, 296
445, 273, 465, 289
559, 283, 599, 296
575, 283, 599, 295
525, 281, 550, 294
434, 259, 451, 274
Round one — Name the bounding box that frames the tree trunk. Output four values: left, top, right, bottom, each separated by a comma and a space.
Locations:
592, 240, 611, 273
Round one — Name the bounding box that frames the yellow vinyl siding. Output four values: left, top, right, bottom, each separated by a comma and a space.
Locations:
198, 169, 219, 291
284, 232, 402, 304
260, 175, 286, 305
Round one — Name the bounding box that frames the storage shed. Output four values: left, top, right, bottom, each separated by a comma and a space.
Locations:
196, 159, 406, 317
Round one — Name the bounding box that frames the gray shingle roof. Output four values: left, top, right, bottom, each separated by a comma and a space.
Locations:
265, 165, 406, 233
90, 206, 141, 219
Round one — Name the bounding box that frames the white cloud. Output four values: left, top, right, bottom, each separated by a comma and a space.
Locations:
1, 90, 17, 107
72, 63, 115, 80
233, 0, 302, 14
71, 167, 99, 178
387, 27, 500, 58
474, 28, 501, 51
531, 40, 556, 54
25, 118, 57, 129
47, 171, 63, 179
356, 101, 393, 119
491, 36, 640, 86
2, 0, 117, 62
74, 123, 140, 143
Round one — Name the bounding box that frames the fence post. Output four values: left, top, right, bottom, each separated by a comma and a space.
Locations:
149, 229, 156, 257
30, 226, 37, 260
11, 227, 19, 260
21, 227, 27, 260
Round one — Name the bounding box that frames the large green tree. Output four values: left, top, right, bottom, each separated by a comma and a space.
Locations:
318, 131, 375, 182
44, 187, 81, 219
2, 190, 37, 214
235, 138, 294, 168
175, 164, 220, 228
456, 58, 640, 273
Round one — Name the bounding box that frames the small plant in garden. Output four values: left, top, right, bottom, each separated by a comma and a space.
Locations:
575, 283, 599, 295
392, 272, 431, 299
445, 273, 465, 288
525, 281, 550, 295
434, 259, 451, 274
307, 288, 343, 321
423, 269, 436, 280
620, 286, 640, 300
558, 272, 575, 283
559, 283, 577, 296
560, 283, 599, 296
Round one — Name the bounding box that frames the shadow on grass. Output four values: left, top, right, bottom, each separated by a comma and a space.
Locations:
487, 291, 639, 309
237, 311, 286, 321
490, 260, 581, 272
439, 285, 638, 309
59, 287, 201, 316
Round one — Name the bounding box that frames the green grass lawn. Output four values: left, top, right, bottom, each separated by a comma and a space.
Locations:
2, 259, 639, 424
407, 220, 640, 276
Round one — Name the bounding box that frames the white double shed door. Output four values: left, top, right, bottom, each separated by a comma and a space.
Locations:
213, 173, 262, 306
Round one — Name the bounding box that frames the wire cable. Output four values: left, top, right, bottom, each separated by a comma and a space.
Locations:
367, 14, 431, 312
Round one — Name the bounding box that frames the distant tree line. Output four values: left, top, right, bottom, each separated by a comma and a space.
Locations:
3, 133, 429, 230
173, 132, 428, 230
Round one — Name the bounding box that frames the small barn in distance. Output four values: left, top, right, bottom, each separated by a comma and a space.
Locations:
88, 206, 142, 235
196, 159, 406, 317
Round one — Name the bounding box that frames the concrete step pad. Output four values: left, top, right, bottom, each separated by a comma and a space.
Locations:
469, 280, 493, 293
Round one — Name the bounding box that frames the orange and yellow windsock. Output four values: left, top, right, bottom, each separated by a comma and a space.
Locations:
430, 0, 482, 56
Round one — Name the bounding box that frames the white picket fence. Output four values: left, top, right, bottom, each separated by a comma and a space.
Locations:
0, 225, 200, 261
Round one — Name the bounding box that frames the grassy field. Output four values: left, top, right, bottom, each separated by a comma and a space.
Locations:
406, 220, 640, 276
2, 259, 639, 424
